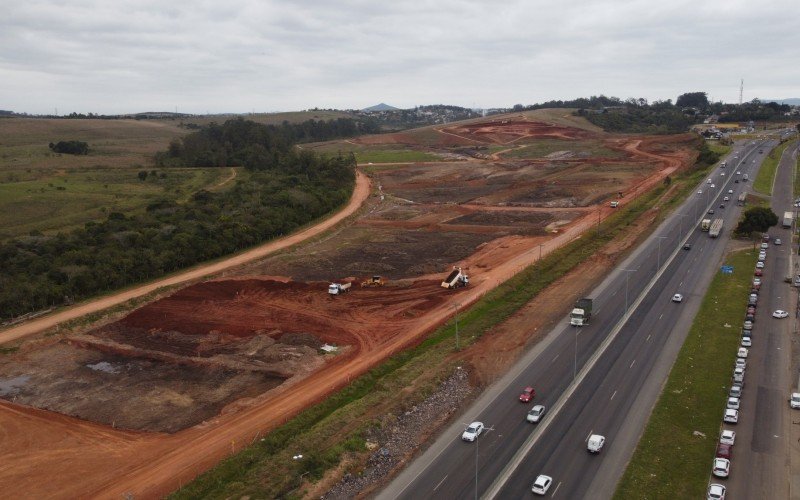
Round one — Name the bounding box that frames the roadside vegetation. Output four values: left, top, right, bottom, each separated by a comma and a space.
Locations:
172, 142, 720, 499
754, 140, 795, 195
0, 119, 356, 322
353, 149, 441, 164
615, 249, 756, 499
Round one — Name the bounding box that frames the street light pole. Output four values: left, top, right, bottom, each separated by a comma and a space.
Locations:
656, 236, 667, 270
622, 268, 637, 313
452, 303, 462, 350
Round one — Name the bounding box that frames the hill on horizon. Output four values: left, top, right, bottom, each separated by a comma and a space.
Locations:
362, 103, 400, 112
761, 98, 800, 106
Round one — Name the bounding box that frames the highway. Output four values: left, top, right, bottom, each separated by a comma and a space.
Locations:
721, 137, 798, 499
378, 137, 774, 500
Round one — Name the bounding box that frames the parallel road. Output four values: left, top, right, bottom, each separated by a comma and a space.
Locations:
379, 139, 773, 499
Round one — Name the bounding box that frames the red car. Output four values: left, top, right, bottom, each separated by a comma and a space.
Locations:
716, 443, 732, 460
754, 269, 763, 277
519, 386, 536, 403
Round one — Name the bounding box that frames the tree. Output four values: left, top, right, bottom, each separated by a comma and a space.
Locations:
138, 170, 148, 181
734, 207, 779, 236
676, 92, 709, 109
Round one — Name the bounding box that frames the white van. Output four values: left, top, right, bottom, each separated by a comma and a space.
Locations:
610, 201, 619, 208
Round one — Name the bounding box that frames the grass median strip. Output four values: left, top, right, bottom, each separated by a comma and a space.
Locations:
614, 248, 756, 499
172, 158, 719, 499
754, 140, 795, 195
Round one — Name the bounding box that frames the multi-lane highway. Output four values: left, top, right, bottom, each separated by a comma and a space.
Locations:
378, 137, 776, 499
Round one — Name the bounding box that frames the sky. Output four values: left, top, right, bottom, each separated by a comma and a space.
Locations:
2, 0, 798, 115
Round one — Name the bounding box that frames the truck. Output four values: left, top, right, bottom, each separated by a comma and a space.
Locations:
328, 282, 351, 295
441, 267, 469, 289
783, 211, 793, 229
701, 218, 712, 231
737, 192, 746, 206
720, 160, 727, 168
709, 218, 724, 238
743, 173, 749, 181
570, 298, 593, 326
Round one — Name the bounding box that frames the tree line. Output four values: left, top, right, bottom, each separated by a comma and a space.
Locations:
1, 118, 356, 322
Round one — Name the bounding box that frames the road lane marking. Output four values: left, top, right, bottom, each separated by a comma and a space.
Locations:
586, 430, 593, 441
630, 359, 636, 369
679, 281, 683, 286
659, 313, 664, 319
646, 334, 651, 341
552, 482, 562, 497
611, 290, 617, 296
433, 475, 448, 491
610, 390, 617, 401
552, 354, 559, 362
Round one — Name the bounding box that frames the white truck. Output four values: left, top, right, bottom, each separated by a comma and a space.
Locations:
709, 218, 724, 238
570, 298, 593, 326
328, 282, 352, 295
783, 211, 793, 229
700, 218, 712, 231
441, 267, 469, 289
737, 193, 746, 206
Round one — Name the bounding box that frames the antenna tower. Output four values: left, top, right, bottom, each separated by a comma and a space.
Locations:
739, 79, 743, 105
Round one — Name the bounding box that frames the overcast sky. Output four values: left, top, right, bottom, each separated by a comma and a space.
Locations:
2, 0, 798, 115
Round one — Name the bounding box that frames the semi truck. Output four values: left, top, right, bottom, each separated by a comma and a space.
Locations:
783, 211, 793, 228
570, 298, 593, 326
737, 193, 746, 206
709, 218, 724, 238
441, 267, 469, 289
328, 282, 352, 295
701, 218, 712, 231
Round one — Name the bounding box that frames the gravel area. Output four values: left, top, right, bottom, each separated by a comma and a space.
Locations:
322, 367, 474, 499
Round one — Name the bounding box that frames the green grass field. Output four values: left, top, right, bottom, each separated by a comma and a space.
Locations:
615, 249, 756, 499
754, 141, 794, 195
0, 118, 237, 240
500, 139, 625, 160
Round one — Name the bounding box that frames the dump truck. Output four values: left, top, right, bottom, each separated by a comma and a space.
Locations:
441, 267, 469, 289
361, 275, 385, 287
570, 298, 593, 326
737, 192, 746, 206
701, 218, 712, 231
328, 282, 351, 295
783, 211, 793, 228
709, 218, 724, 238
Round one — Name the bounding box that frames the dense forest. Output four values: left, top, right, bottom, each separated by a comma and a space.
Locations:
1, 118, 356, 322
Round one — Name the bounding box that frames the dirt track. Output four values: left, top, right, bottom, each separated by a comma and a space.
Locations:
0, 119, 695, 498
0, 171, 371, 346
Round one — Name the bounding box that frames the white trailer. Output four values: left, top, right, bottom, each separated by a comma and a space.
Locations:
328, 282, 352, 295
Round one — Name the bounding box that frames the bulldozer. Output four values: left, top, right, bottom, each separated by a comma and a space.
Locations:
361, 275, 386, 287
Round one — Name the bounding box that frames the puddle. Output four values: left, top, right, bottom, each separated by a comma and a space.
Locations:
0, 375, 31, 396
86, 361, 121, 374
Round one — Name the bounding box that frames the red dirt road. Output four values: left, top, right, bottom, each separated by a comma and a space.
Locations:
0, 131, 694, 498
0, 171, 371, 346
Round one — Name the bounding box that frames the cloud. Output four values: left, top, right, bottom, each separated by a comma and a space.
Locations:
1, 0, 798, 114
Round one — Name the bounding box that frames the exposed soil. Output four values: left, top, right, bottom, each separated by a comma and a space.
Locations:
0, 115, 698, 499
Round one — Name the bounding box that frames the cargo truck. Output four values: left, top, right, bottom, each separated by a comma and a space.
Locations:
737, 193, 746, 206
783, 211, 793, 228
701, 218, 712, 231
441, 267, 469, 289
570, 298, 593, 326
709, 218, 723, 238
328, 282, 351, 295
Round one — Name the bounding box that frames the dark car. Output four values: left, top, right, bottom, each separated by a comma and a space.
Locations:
708, 209, 715, 214
745, 313, 755, 322
735, 179, 740, 183
716, 443, 733, 459
720, 204, 726, 209
683, 243, 692, 250
747, 306, 756, 315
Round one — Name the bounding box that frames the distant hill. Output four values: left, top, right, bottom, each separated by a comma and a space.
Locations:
362, 103, 400, 112
761, 98, 800, 106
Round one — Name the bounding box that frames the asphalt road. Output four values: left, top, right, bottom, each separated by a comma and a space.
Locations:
377, 138, 773, 500
721, 138, 798, 499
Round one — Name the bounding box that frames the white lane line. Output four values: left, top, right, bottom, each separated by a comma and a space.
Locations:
659, 313, 664, 320
610, 390, 617, 401
679, 281, 683, 286
552, 354, 559, 363
630, 359, 636, 369
433, 475, 448, 492
646, 334, 651, 341
611, 290, 617, 296
552, 481, 562, 497
585, 430, 593, 442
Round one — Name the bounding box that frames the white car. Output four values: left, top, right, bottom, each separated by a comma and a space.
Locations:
698, 190, 703, 194
724, 408, 739, 423
733, 367, 745, 382
728, 189, 734, 194
720, 429, 736, 445
738, 347, 748, 358
761, 242, 769, 249
753, 277, 762, 285
711, 184, 716, 188
527, 405, 546, 423
741, 336, 752, 347
723, 196, 730, 201
713, 457, 731, 478
735, 358, 746, 369
758, 253, 766, 262
531, 474, 553, 495
737, 171, 741, 174
721, 172, 726, 176
708, 483, 727, 500
775, 238, 782, 245
587, 434, 605, 453
756, 261, 764, 269
672, 293, 683, 303
462, 421, 484, 442
727, 397, 740, 410
791, 393, 800, 409
773, 310, 789, 319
